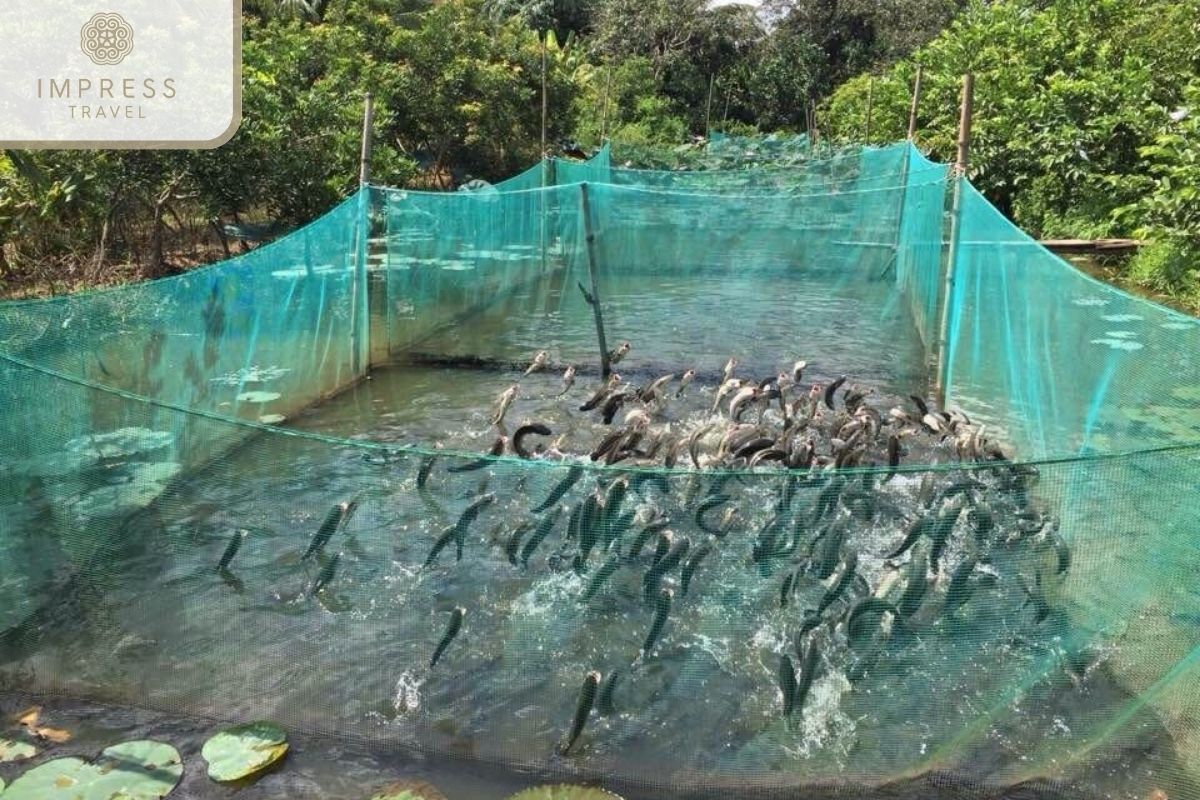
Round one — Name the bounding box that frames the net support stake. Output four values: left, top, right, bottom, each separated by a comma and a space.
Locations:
935, 72, 974, 408
705, 73, 715, 136
358, 92, 374, 186
579, 182, 612, 377
907, 65, 923, 141
865, 77, 874, 141
352, 92, 375, 375
540, 34, 548, 158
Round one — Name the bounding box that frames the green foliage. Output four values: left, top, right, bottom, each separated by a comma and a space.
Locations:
824, 0, 1200, 240
1125, 237, 1200, 299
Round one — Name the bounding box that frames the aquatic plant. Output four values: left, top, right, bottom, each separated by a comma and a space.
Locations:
201, 721, 289, 782
0, 737, 36, 762
1, 740, 182, 800
505, 785, 623, 800
368, 779, 449, 800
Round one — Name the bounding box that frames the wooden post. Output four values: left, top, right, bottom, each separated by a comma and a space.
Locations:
358, 92, 375, 185
705, 74, 716, 137
579, 182, 611, 377
352, 92, 375, 374
600, 65, 612, 140
865, 77, 874, 142
907, 65, 923, 141
540, 34, 548, 158
935, 73, 975, 407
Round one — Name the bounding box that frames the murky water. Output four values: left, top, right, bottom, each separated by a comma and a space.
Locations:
0, 271, 1189, 799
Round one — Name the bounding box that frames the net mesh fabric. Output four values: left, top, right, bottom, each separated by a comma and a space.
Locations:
1, 140, 1198, 799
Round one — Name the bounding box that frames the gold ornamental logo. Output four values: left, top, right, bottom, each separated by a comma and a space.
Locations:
80, 12, 134, 66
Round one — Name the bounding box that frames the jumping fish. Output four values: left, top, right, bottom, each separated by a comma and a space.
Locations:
815, 551, 859, 615
651, 530, 674, 565
607, 341, 632, 366
310, 552, 340, 597
641, 588, 674, 658
942, 555, 978, 617
695, 494, 731, 534
675, 369, 696, 397
596, 669, 621, 716
898, 549, 931, 618
453, 492, 497, 560
447, 436, 506, 473
416, 454, 437, 489
217, 529, 248, 571
556, 365, 577, 397
513, 423, 553, 459
524, 350, 549, 376
637, 373, 675, 403
580, 374, 621, 412
728, 386, 760, 422
779, 571, 796, 608
824, 375, 848, 410
532, 465, 583, 513
779, 654, 798, 716
712, 378, 743, 413
429, 606, 465, 668
885, 515, 932, 560
644, 537, 689, 601
846, 598, 899, 644
792, 360, 807, 383
424, 525, 458, 567
792, 638, 821, 717
491, 383, 520, 426
722, 357, 738, 383
581, 555, 623, 601
627, 517, 671, 559
600, 391, 631, 425
505, 522, 532, 565
680, 541, 712, 596
520, 506, 563, 566
302, 500, 358, 561
561, 670, 601, 754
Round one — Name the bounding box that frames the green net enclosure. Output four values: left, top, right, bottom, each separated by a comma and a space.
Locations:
2, 140, 1199, 800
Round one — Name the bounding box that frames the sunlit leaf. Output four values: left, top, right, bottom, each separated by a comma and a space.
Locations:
2, 740, 181, 800
201, 721, 289, 782
505, 785, 624, 800
369, 779, 449, 800
0, 737, 37, 763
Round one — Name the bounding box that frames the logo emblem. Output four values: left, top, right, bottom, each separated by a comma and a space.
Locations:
80, 12, 134, 66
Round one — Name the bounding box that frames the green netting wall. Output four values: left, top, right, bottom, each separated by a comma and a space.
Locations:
2, 139, 1199, 800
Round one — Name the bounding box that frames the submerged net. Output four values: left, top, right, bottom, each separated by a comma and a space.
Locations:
1, 140, 1199, 800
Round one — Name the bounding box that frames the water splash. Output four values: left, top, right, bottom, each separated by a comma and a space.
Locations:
392, 669, 423, 715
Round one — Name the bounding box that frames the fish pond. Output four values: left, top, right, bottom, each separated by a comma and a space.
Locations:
0, 267, 1192, 800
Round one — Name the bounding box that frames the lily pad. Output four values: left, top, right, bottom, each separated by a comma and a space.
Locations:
237, 391, 282, 404
202, 721, 289, 782
3, 739, 182, 800
64, 428, 174, 460
505, 786, 624, 800
0, 737, 37, 762
369, 779, 449, 800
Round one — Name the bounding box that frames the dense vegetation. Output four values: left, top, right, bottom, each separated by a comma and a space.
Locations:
0, 0, 1197, 308
823, 0, 1200, 307
0, 0, 963, 295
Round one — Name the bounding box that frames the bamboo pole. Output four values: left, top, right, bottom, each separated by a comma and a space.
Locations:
352, 92, 375, 374
540, 34, 548, 158
358, 92, 375, 185
935, 73, 975, 407
600, 65, 612, 140
907, 65, 923, 141
579, 183, 611, 377
705, 73, 716, 137
865, 77, 874, 142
